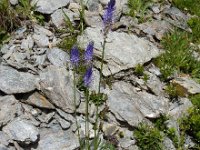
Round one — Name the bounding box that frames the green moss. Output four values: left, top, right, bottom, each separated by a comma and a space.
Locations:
172, 0, 200, 17
134, 123, 163, 150
154, 29, 200, 81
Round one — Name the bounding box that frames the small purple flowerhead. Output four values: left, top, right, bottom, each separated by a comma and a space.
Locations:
83, 67, 93, 87
103, 0, 116, 31
84, 41, 94, 63
70, 45, 80, 66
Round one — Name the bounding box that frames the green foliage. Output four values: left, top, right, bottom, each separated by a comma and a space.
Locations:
166, 127, 179, 148
153, 115, 169, 131
89, 91, 108, 106
134, 64, 144, 76
99, 142, 116, 150
154, 29, 200, 81
127, 0, 151, 23
179, 107, 200, 144
165, 83, 179, 100
187, 17, 200, 44
172, 0, 200, 17
134, 123, 163, 150
190, 94, 200, 109
58, 35, 77, 51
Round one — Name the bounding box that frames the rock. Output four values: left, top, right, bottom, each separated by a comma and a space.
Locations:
151, 4, 160, 14
47, 48, 69, 67
0, 96, 22, 127
3, 118, 39, 145
9, 0, 18, 5
31, 0, 70, 14
54, 114, 71, 130
39, 66, 80, 113
0, 144, 8, 150
0, 65, 38, 94
139, 20, 172, 40
56, 109, 75, 123
32, 34, 49, 48
33, 54, 47, 66
172, 76, 200, 96
163, 137, 176, 150
102, 123, 119, 137
11, 52, 27, 63
36, 128, 79, 150
37, 112, 55, 123
78, 27, 161, 76
106, 81, 169, 127
21, 35, 34, 50
34, 24, 53, 37
0, 131, 11, 147
23, 92, 55, 109
168, 98, 193, 120
51, 8, 78, 29
84, 11, 103, 28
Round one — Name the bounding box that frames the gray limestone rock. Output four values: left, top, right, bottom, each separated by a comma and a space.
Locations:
32, 33, 49, 48
172, 76, 200, 96
24, 92, 55, 109
21, 35, 34, 50
3, 118, 39, 145
0, 65, 38, 94
9, 0, 18, 5
51, 8, 78, 29
0, 131, 11, 147
78, 27, 161, 76
47, 48, 69, 67
163, 137, 176, 150
31, 0, 70, 14
0, 95, 22, 127
84, 11, 103, 28
39, 66, 80, 113
36, 128, 79, 150
106, 81, 169, 127
34, 24, 53, 37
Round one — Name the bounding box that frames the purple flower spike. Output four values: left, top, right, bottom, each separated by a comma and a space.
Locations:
103, 0, 116, 29
70, 45, 80, 66
84, 41, 94, 63
84, 67, 93, 87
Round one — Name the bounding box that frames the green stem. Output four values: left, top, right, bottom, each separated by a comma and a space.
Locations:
94, 36, 107, 150
73, 71, 82, 149
85, 89, 90, 149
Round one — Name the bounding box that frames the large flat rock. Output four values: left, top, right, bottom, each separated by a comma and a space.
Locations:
106, 81, 169, 127
0, 65, 38, 94
31, 0, 70, 14
39, 66, 80, 113
78, 27, 161, 76
36, 128, 79, 150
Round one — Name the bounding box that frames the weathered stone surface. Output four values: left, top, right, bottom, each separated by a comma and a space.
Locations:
32, 34, 49, 48
172, 76, 200, 96
84, 11, 102, 27
168, 98, 193, 120
31, 0, 70, 14
0, 131, 11, 147
21, 35, 34, 50
34, 24, 53, 37
78, 27, 161, 76
36, 128, 79, 150
0, 65, 38, 94
163, 137, 176, 150
24, 92, 55, 109
47, 48, 69, 67
39, 66, 80, 113
0, 96, 22, 127
3, 118, 39, 145
51, 8, 78, 29
106, 81, 169, 127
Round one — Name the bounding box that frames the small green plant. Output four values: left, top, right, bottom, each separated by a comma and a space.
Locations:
153, 114, 169, 131
154, 29, 200, 81
127, 0, 151, 23
165, 83, 179, 100
134, 64, 144, 76
190, 94, 200, 108
187, 17, 200, 44
166, 127, 179, 148
58, 35, 77, 52
134, 123, 163, 150
172, 0, 200, 17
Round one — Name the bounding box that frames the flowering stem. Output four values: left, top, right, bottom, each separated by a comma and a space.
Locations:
94, 35, 107, 150
85, 88, 90, 149
73, 71, 82, 149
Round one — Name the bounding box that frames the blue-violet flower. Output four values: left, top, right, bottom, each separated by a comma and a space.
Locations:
84, 41, 94, 63
103, 0, 116, 29
70, 45, 80, 66
83, 67, 93, 87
